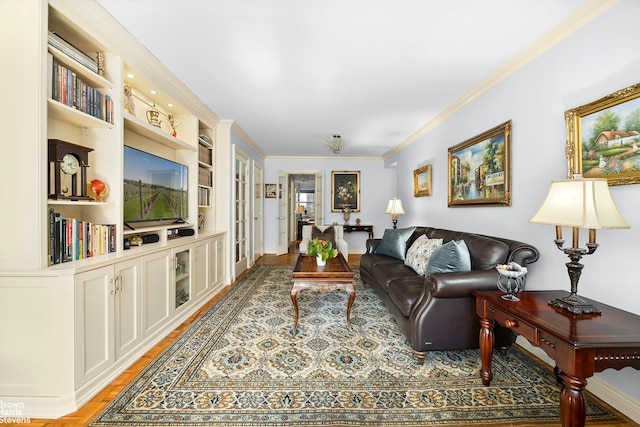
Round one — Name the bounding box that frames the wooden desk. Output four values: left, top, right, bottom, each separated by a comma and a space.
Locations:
473, 290, 640, 427
343, 224, 373, 239
291, 254, 355, 335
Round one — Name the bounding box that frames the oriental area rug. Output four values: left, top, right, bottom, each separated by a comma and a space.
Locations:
91, 265, 619, 426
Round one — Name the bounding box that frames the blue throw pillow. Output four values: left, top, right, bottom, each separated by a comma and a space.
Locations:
425, 240, 471, 275
374, 227, 416, 260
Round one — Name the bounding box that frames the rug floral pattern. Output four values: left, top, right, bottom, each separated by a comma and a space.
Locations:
91, 265, 618, 426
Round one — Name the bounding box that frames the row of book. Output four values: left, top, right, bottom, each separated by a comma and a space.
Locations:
49, 55, 115, 124
198, 166, 213, 186
199, 144, 212, 165
199, 134, 213, 145
198, 187, 211, 207
48, 208, 116, 266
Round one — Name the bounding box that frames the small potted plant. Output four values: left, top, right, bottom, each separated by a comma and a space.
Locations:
307, 238, 338, 266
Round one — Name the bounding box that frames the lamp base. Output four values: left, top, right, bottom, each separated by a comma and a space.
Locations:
548, 293, 601, 315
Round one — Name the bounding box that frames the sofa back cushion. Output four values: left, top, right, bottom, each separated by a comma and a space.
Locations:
459, 233, 509, 269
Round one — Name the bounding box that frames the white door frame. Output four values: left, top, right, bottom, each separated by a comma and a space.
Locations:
252, 161, 263, 264
275, 171, 288, 255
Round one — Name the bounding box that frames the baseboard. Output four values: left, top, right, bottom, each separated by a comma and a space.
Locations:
516, 336, 640, 424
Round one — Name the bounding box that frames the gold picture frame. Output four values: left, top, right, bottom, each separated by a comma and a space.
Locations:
565, 83, 640, 186
265, 183, 278, 199
331, 171, 360, 212
447, 120, 512, 207
413, 165, 432, 197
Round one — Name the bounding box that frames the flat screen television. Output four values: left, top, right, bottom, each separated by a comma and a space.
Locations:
123, 145, 188, 227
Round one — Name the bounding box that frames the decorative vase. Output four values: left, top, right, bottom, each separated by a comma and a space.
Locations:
343, 211, 350, 225
316, 255, 326, 266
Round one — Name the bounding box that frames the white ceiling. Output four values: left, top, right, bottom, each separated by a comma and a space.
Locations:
96, 0, 598, 158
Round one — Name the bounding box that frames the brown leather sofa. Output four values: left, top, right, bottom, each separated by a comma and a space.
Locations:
360, 226, 539, 364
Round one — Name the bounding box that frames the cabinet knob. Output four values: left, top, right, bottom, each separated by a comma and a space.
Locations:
505, 319, 518, 328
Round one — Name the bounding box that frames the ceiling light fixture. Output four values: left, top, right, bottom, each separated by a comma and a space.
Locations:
325, 134, 349, 155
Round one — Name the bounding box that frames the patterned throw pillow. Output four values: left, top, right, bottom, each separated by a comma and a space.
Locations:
311, 226, 337, 250
425, 240, 471, 276
404, 235, 443, 276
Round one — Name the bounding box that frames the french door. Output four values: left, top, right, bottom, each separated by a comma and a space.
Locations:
234, 147, 249, 276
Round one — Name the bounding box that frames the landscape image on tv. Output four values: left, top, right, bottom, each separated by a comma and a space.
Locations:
123, 146, 188, 224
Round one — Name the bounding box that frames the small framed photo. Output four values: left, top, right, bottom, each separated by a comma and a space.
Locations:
448, 120, 512, 207
413, 165, 432, 197
265, 183, 278, 198
565, 83, 640, 186
331, 171, 360, 212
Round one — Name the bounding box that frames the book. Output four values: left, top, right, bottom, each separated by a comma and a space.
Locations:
47, 31, 98, 74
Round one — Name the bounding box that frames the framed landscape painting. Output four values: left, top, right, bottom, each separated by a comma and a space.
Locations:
331, 171, 360, 212
447, 120, 512, 207
565, 83, 640, 186
413, 164, 432, 197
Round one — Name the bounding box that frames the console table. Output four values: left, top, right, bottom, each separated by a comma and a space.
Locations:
473, 290, 640, 427
343, 224, 373, 239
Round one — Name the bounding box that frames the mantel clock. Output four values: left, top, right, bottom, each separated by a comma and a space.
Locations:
48, 139, 93, 200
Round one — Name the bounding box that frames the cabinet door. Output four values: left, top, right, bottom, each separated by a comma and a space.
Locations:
174, 245, 192, 311
213, 235, 226, 287
141, 251, 172, 338
75, 265, 115, 387
114, 258, 141, 359
193, 239, 210, 299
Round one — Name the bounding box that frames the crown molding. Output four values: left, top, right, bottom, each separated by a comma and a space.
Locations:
266, 155, 383, 162
384, 0, 618, 161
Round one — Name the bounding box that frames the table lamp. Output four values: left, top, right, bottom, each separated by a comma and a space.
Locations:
529, 177, 629, 314
385, 197, 405, 229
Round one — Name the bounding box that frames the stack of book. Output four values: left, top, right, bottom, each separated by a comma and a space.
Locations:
48, 208, 116, 265
48, 31, 98, 74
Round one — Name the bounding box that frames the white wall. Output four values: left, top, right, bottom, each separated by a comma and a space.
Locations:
263, 158, 397, 253
386, 0, 640, 400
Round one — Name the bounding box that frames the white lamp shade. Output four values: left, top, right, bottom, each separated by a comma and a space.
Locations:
385, 198, 405, 215
529, 178, 629, 229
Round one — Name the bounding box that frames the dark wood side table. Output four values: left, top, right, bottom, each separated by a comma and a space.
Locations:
473, 290, 640, 427
343, 224, 373, 239
291, 254, 355, 335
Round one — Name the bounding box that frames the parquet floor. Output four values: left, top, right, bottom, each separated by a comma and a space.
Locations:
27, 250, 637, 427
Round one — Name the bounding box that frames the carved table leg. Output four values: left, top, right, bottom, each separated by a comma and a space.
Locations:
345, 283, 356, 327
559, 371, 588, 427
479, 317, 494, 386
290, 285, 300, 335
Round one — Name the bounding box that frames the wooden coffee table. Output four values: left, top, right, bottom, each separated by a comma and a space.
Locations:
291, 253, 355, 335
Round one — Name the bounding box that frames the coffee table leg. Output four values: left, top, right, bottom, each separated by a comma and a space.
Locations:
346, 283, 356, 328
479, 317, 494, 386
290, 286, 300, 335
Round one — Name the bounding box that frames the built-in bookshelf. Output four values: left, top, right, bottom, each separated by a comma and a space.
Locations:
0, 0, 228, 418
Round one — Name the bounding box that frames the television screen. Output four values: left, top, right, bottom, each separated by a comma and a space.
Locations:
123, 146, 188, 225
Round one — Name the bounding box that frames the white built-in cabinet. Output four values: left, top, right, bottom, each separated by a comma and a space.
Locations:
0, 0, 230, 418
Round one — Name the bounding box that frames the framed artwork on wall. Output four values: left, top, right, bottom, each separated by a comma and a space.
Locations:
331, 171, 360, 212
265, 183, 278, 198
565, 82, 640, 186
447, 120, 512, 207
413, 164, 432, 197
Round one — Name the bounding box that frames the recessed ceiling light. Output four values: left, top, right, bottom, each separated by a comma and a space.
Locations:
167, 103, 173, 108
150, 90, 157, 95
126, 73, 135, 79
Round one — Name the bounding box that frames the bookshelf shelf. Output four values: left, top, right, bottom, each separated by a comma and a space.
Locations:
48, 45, 113, 89
124, 112, 196, 151
47, 99, 114, 128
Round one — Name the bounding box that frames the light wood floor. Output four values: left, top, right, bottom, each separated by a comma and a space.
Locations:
28, 251, 637, 427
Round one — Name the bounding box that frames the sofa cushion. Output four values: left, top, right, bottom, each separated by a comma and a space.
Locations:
311, 225, 336, 249
388, 275, 426, 317
371, 262, 418, 290
460, 234, 509, 269
360, 253, 403, 273
404, 235, 443, 276
374, 227, 416, 260
425, 240, 471, 275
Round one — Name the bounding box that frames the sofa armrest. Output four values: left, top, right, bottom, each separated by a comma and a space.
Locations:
365, 238, 381, 254
426, 270, 500, 298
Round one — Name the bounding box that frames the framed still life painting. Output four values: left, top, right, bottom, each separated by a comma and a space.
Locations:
331, 171, 360, 212
447, 120, 512, 207
565, 83, 640, 186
